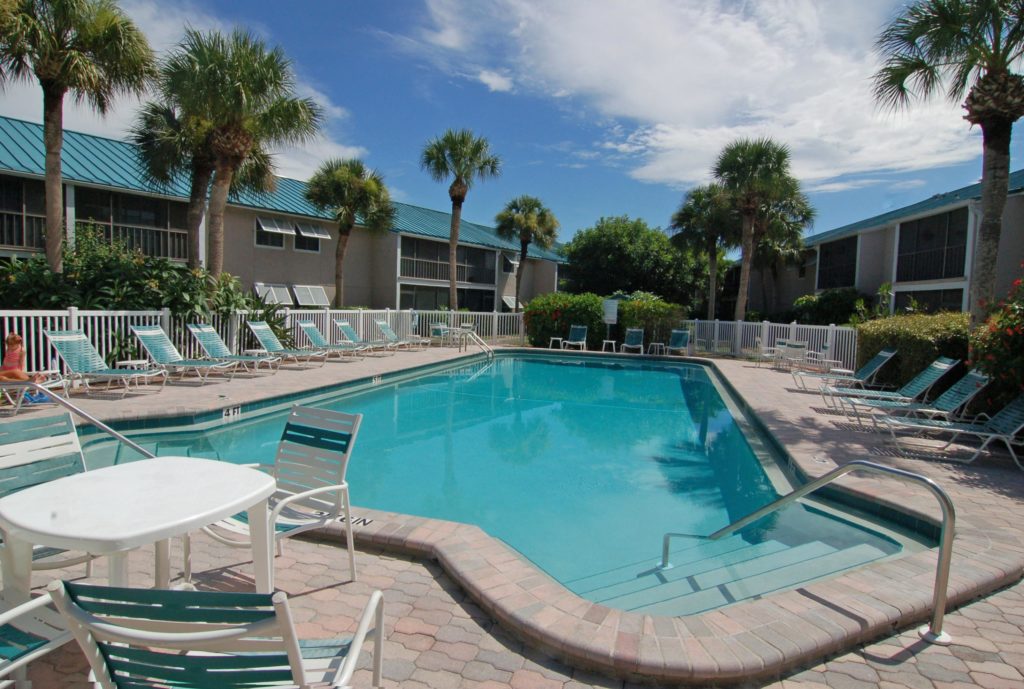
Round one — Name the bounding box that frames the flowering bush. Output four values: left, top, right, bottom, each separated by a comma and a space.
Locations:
523, 292, 604, 349
970, 266, 1024, 400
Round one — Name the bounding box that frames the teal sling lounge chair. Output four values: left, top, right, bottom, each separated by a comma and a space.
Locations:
792, 347, 896, 390
49, 580, 385, 689
375, 319, 429, 350
667, 329, 690, 355
333, 319, 394, 355
620, 328, 644, 354
187, 323, 281, 373
247, 321, 328, 368
562, 325, 588, 351
131, 325, 237, 383
841, 370, 990, 427
297, 321, 370, 358
44, 330, 167, 396
821, 356, 958, 409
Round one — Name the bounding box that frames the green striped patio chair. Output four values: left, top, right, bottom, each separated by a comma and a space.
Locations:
203, 406, 362, 581
333, 319, 394, 355
296, 321, 370, 358
620, 328, 644, 354
821, 356, 958, 409
792, 347, 896, 390
49, 580, 384, 689
375, 319, 429, 350
562, 325, 588, 351
0, 593, 72, 685
842, 370, 990, 427
187, 323, 281, 373
873, 394, 1024, 469
43, 330, 167, 396
666, 329, 690, 355
246, 321, 328, 368
130, 325, 237, 383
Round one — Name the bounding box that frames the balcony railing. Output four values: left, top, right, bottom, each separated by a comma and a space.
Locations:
0, 210, 45, 251
400, 256, 468, 282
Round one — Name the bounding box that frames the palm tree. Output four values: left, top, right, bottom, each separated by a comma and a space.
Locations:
421, 129, 501, 309
0, 0, 154, 273
670, 183, 739, 319
874, 1, 1024, 325
713, 138, 800, 321
305, 159, 395, 307
162, 29, 322, 276
494, 195, 558, 312
752, 193, 813, 312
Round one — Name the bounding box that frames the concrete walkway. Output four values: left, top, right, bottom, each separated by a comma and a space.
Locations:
9, 351, 1024, 687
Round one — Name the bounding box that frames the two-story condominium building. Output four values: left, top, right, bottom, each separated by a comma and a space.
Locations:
0, 116, 562, 310
750, 171, 1024, 316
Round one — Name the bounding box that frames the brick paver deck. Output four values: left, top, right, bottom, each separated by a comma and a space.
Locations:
7, 351, 1024, 687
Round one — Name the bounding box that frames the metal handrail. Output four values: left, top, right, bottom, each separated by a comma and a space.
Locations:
660, 460, 955, 644
3, 381, 155, 459
462, 330, 494, 359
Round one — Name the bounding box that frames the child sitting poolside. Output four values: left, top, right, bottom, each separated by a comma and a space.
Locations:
0, 333, 47, 384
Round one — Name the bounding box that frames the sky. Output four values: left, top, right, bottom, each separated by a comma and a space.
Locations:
2, 0, 1023, 244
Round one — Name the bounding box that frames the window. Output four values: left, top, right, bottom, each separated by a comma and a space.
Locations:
254, 282, 293, 305
0, 175, 45, 250
816, 236, 857, 289
76, 187, 111, 224
255, 216, 294, 248
73, 188, 188, 260
894, 289, 963, 313
896, 208, 968, 282
292, 284, 330, 307
398, 284, 495, 311
502, 254, 518, 274
294, 222, 329, 252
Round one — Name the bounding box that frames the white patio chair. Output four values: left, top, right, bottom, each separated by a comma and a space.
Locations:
49, 580, 384, 689
0, 593, 72, 687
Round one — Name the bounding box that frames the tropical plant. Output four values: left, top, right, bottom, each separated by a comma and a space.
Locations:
421, 128, 501, 309
305, 158, 395, 307
670, 183, 739, 319
793, 288, 866, 325
495, 195, 559, 312
752, 190, 813, 313
874, 0, 1024, 325
162, 28, 322, 276
713, 138, 808, 321
0, 0, 155, 273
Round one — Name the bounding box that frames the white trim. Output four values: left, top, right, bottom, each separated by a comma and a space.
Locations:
853, 234, 862, 289
962, 200, 980, 311
64, 183, 76, 249
254, 218, 286, 250
813, 245, 821, 291
295, 222, 331, 239
397, 279, 496, 293
892, 279, 968, 292
197, 211, 207, 267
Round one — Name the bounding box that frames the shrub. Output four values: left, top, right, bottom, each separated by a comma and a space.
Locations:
523, 292, 604, 349
617, 291, 685, 342
856, 312, 969, 387
969, 269, 1024, 403
792, 287, 865, 325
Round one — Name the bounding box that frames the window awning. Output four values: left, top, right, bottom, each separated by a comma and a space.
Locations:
292, 284, 330, 307
503, 253, 520, 266
296, 222, 331, 239
254, 282, 294, 305
502, 295, 522, 309
256, 216, 296, 235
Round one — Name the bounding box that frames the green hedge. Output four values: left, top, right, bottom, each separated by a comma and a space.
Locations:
523, 292, 604, 349
617, 292, 685, 343
856, 312, 969, 387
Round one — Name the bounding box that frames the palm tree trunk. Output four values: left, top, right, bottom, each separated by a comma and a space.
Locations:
334, 224, 353, 308
734, 214, 755, 321
969, 119, 1012, 326
42, 85, 66, 273
187, 165, 213, 270
448, 199, 463, 310
516, 236, 529, 312
706, 236, 717, 320
207, 165, 234, 277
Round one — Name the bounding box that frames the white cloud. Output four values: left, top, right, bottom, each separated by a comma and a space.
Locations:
0, 0, 364, 181
411, 0, 981, 190
477, 70, 513, 92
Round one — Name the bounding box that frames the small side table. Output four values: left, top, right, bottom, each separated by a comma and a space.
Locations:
602, 339, 616, 352
647, 343, 665, 355
117, 359, 151, 386
548, 337, 563, 349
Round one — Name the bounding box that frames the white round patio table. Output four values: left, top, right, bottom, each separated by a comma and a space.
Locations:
0, 457, 276, 605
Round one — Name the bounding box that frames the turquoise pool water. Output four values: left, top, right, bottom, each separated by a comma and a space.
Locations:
85, 355, 912, 614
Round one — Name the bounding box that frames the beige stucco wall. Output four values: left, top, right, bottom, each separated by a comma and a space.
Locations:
856, 226, 894, 296
527, 260, 558, 301
995, 195, 1024, 296
369, 231, 399, 308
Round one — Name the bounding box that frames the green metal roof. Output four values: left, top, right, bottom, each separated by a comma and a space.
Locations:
0, 115, 563, 262
806, 169, 1024, 247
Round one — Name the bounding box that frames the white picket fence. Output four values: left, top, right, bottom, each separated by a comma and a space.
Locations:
682, 319, 859, 369
0, 307, 527, 373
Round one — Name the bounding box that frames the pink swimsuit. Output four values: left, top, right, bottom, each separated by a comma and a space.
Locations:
1, 347, 22, 371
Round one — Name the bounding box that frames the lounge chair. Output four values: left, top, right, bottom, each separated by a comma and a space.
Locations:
754, 337, 788, 368
49, 580, 385, 689
187, 323, 281, 373
334, 319, 394, 355
44, 330, 167, 396
430, 322, 454, 346
841, 370, 990, 427
620, 328, 644, 354
820, 356, 958, 409
247, 321, 328, 368
792, 347, 897, 390
872, 394, 1024, 469
1, 371, 67, 415
376, 319, 430, 350
777, 341, 808, 370
802, 342, 843, 372
297, 320, 370, 358
0, 593, 72, 684
131, 325, 237, 383
204, 406, 362, 580
562, 325, 588, 351
667, 329, 690, 355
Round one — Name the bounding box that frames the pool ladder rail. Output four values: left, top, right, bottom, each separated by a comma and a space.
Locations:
462, 330, 494, 359
659, 460, 955, 645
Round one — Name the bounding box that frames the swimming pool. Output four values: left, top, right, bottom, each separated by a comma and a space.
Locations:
84, 354, 922, 615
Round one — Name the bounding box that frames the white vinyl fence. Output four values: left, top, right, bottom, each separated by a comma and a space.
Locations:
0, 307, 527, 373
682, 319, 859, 369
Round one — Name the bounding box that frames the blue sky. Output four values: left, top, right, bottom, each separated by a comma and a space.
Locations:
2, 0, 1022, 244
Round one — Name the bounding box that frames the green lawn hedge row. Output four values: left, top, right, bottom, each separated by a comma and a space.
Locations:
856, 312, 969, 387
